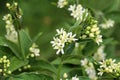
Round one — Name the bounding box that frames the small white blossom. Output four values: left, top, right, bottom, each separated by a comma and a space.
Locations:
51, 28, 77, 55
68, 32, 78, 42
57, 0, 67, 8
100, 19, 115, 29
80, 24, 102, 45
71, 75, 79, 80
80, 58, 88, 67
95, 35, 102, 45
29, 43, 40, 56
68, 4, 88, 21
93, 46, 106, 61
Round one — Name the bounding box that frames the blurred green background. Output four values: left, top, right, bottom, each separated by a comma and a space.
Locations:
0, 0, 120, 60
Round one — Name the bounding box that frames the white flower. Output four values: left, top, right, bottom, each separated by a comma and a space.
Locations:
3, 14, 18, 43
68, 4, 76, 11
95, 35, 102, 45
81, 59, 97, 80
80, 58, 88, 67
68, 4, 88, 21
98, 59, 117, 76
68, 32, 78, 43
93, 46, 106, 61
72, 75, 79, 80
29, 43, 40, 56
85, 63, 98, 80
100, 19, 115, 29
51, 28, 77, 55
57, 0, 67, 8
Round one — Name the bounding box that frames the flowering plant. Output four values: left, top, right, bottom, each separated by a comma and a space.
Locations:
0, 0, 119, 80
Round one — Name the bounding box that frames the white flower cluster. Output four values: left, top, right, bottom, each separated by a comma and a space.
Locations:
29, 43, 40, 57
3, 14, 18, 43
93, 46, 106, 62
81, 58, 97, 80
0, 56, 11, 76
80, 24, 102, 45
51, 28, 77, 54
99, 19, 115, 29
98, 58, 120, 77
57, 0, 68, 8
68, 4, 88, 21
60, 73, 79, 80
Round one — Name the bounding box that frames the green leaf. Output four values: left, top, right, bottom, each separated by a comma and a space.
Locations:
51, 57, 61, 65
65, 42, 75, 54
19, 30, 32, 59
8, 57, 28, 72
63, 55, 81, 65
68, 68, 82, 77
0, 37, 21, 59
82, 41, 98, 57
30, 60, 57, 75
8, 72, 53, 80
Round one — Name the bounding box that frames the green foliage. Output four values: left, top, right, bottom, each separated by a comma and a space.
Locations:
8, 72, 53, 80
0, 0, 120, 80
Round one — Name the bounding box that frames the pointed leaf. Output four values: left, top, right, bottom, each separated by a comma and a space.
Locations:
19, 30, 32, 59
8, 57, 28, 72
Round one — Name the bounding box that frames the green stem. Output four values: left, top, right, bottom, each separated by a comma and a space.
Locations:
57, 56, 63, 80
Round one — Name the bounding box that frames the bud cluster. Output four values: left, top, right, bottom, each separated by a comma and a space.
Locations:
6, 2, 22, 19
80, 23, 102, 45
0, 56, 11, 76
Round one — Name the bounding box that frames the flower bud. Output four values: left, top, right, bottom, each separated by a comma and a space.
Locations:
63, 73, 68, 78
6, 3, 10, 7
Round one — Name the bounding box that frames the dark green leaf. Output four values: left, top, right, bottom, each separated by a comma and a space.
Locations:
63, 55, 81, 65
30, 60, 57, 75
65, 42, 75, 54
